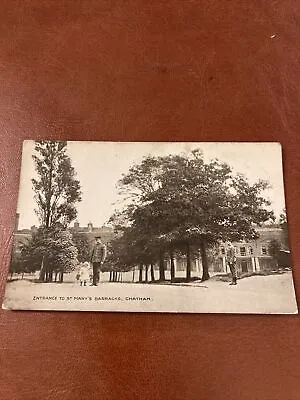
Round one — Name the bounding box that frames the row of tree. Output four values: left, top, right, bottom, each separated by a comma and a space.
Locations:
10, 141, 287, 283
10, 227, 91, 282
107, 150, 275, 282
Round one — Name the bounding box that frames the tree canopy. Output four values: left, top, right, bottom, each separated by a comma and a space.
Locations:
279, 209, 289, 249
32, 141, 81, 228
72, 232, 91, 263
110, 150, 275, 281
20, 225, 78, 282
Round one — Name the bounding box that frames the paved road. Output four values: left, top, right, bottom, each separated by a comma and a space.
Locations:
3, 272, 298, 314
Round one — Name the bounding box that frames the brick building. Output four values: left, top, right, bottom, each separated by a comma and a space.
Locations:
12, 214, 288, 275
12, 215, 114, 257
166, 226, 289, 276
69, 221, 114, 250
214, 227, 289, 274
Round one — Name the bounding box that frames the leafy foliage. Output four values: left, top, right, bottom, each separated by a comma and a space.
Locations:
279, 209, 289, 249
20, 226, 78, 282
32, 141, 81, 228
71, 232, 91, 263
268, 239, 281, 258
110, 150, 275, 281
268, 239, 282, 269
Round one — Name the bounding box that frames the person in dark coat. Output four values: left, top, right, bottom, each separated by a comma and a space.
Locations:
90, 236, 107, 286
226, 242, 238, 285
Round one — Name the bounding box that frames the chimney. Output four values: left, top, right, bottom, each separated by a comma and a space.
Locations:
15, 213, 20, 232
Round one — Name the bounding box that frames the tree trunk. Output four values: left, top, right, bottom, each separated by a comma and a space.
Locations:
139, 264, 143, 282
144, 265, 148, 282
200, 241, 210, 281
132, 268, 135, 282
40, 270, 45, 282
186, 242, 191, 281
159, 250, 166, 281
45, 156, 54, 228
170, 247, 175, 282
39, 256, 46, 282
150, 264, 155, 282
45, 270, 50, 282
109, 271, 113, 282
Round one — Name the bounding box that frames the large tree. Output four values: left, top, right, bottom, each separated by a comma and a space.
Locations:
104, 232, 141, 282
32, 141, 81, 228
279, 209, 289, 249
113, 150, 275, 282
268, 239, 281, 269
71, 232, 91, 263
9, 244, 30, 279
21, 226, 78, 282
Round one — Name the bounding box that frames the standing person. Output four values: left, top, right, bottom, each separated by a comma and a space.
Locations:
79, 262, 90, 286
226, 242, 238, 285
90, 236, 107, 286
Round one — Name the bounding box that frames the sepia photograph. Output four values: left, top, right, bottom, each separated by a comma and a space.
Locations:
2, 140, 298, 313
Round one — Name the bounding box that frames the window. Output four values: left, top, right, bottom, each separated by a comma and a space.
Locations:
220, 247, 225, 255
261, 246, 267, 255
249, 246, 254, 255
240, 246, 246, 256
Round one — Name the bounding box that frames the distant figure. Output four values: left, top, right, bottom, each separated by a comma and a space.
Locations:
90, 236, 107, 286
226, 242, 237, 285
79, 262, 90, 286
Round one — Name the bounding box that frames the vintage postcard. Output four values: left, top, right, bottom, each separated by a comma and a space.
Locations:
2, 141, 298, 313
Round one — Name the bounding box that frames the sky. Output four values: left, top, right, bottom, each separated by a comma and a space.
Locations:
16, 141, 286, 230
